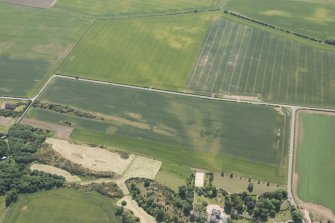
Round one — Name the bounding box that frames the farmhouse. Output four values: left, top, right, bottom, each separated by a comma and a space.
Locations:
5, 103, 17, 111
207, 209, 228, 223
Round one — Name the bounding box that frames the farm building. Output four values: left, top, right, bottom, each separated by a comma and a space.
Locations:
5, 103, 17, 110
207, 209, 228, 223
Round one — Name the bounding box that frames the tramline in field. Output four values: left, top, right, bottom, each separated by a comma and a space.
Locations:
188, 17, 335, 107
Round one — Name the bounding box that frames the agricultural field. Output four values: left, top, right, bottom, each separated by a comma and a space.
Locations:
25, 78, 290, 184
53, 0, 220, 17
188, 17, 335, 107
3, 188, 122, 223
0, 3, 90, 97
225, 0, 335, 40
57, 13, 212, 91
295, 112, 335, 214
0, 196, 5, 220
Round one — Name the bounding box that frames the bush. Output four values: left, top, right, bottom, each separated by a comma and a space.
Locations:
247, 183, 254, 193
121, 200, 127, 206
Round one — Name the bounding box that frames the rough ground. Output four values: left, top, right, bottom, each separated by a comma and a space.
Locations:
0, 0, 56, 8
30, 163, 81, 182
0, 117, 14, 127
21, 119, 73, 139
46, 138, 135, 175
293, 110, 335, 221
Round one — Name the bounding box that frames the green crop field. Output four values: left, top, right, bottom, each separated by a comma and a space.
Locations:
188, 17, 335, 107
57, 14, 212, 91
0, 3, 90, 97
54, 0, 220, 17
296, 112, 335, 213
3, 188, 122, 223
26, 78, 290, 184
225, 0, 335, 40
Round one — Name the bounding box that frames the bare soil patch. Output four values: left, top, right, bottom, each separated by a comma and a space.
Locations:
30, 163, 81, 182
20, 118, 73, 139
293, 110, 335, 221
0, 117, 14, 126
46, 138, 135, 175
195, 172, 205, 187
1, 0, 56, 8
218, 94, 262, 102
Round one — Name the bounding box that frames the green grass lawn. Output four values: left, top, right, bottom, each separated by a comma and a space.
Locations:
3, 188, 122, 223
54, 0, 220, 17
212, 172, 285, 195
225, 0, 335, 40
0, 3, 90, 97
26, 78, 290, 184
188, 16, 335, 108
296, 112, 335, 213
58, 13, 212, 91
155, 162, 192, 191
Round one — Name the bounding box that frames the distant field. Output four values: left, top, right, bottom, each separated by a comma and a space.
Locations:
188, 17, 335, 107
54, 0, 220, 17
296, 112, 335, 213
0, 3, 90, 97
4, 189, 121, 223
26, 78, 290, 184
225, 0, 335, 40
58, 14, 212, 91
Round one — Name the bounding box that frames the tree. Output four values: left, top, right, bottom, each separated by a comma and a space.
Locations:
271, 199, 281, 212
5, 189, 18, 207
115, 206, 124, 216
247, 183, 254, 193
156, 208, 164, 222
121, 200, 127, 206
183, 202, 192, 216
291, 210, 303, 223
211, 187, 217, 198
144, 180, 150, 188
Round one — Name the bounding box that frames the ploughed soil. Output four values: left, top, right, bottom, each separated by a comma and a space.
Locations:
21, 118, 73, 139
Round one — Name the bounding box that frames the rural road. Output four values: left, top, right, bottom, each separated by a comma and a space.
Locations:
8, 73, 335, 218
287, 107, 299, 208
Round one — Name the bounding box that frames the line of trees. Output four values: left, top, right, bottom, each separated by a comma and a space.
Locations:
223, 10, 335, 46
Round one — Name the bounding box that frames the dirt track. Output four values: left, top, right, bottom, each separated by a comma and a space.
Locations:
30, 163, 81, 182
1, 0, 56, 8
292, 110, 335, 221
